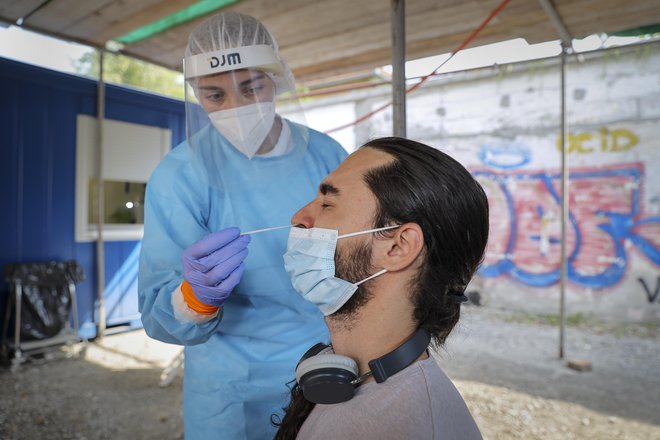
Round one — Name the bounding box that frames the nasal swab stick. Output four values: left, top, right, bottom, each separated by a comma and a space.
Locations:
240, 224, 297, 236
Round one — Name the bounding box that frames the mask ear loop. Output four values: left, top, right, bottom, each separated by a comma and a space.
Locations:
354, 269, 387, 286
337, 224, 400, 239
339, 225, 398, 286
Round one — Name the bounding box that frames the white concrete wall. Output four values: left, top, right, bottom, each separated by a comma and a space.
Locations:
303, 41, 660, 322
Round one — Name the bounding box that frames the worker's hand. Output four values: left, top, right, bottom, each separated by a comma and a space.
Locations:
181, 227, 250, 308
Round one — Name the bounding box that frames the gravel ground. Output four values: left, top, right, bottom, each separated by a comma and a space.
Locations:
440, 307, 660, 439
0, 331, 184, 440
0, 307, 658, 439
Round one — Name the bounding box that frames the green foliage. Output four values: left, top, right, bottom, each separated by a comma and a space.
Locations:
504, 311, 586, 327
502, 310, 659, 339
73, 51, 184, 100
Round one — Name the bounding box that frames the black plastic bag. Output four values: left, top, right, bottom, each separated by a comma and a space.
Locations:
4, 261, 84, 341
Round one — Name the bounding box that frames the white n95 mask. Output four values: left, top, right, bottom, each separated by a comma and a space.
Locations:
283, 225, 399, 316
208, 102, 275, 159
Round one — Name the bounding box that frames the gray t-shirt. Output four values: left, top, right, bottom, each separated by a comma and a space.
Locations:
297, 357, 482, 439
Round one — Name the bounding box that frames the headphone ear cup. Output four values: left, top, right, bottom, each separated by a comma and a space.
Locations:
296, 343, 332, 367
295, 353, 359, 405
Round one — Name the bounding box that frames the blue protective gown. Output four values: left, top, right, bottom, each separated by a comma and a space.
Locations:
138, 121, 347, 439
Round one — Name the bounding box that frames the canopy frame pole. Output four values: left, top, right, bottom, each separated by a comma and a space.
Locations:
391, 0, 406, 137
538, 0, 573, 48
558, 45, 569, 359
96, 49, 106, 339
538, 0, 573, 359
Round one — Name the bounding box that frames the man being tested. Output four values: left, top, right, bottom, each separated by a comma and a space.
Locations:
275, 137, 489, 439
138, 11, 347, 439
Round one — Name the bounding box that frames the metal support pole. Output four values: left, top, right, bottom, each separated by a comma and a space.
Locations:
13, 283, 22, 358
391, 0, 406, 137
537, 0, 572, 48
537, 0, 573, 360
96, 49, 106, 339
558, 45, 569, 359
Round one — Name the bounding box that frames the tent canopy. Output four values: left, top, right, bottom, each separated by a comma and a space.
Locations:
2, 0, 659, 83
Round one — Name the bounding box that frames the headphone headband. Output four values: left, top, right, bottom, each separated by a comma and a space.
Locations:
368, 327, 431, 383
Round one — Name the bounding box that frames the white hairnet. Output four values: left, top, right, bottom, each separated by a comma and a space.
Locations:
184, 11, 294, 94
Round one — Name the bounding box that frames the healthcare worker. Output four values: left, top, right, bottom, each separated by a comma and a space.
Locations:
138, 11, 347, 439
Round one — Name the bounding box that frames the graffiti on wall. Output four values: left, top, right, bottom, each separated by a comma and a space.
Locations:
638, 277, 660, 303
558, 128, 640, 154
474, 156, 660, 289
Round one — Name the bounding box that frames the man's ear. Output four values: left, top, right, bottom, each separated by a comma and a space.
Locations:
376, 223, 424, 272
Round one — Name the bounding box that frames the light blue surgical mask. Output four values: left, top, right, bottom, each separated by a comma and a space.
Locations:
283, 225, 400, 316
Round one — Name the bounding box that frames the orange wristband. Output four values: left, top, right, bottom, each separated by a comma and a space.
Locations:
181, 280, 220, 315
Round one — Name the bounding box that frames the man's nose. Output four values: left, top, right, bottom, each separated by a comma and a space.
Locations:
291, 202, 316, 229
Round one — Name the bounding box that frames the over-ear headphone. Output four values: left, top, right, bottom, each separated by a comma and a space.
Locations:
294, 328, 431, 404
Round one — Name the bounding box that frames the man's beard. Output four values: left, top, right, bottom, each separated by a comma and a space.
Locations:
330, 240, 374, 325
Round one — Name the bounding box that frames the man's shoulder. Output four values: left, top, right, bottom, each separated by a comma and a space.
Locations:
299, 363, 433, 438
419, 357, 483, 439
299, 358, 481, 440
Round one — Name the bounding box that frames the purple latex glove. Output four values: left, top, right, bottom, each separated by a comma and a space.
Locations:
181, 227, 251, 307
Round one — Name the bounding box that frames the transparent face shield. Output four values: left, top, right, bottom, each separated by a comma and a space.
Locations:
183, 20, 310, 193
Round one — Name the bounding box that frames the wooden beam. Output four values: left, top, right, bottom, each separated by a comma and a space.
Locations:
22, 0, 109, 32
0, 0, 45, 23
280, 2, 549, 70
92, 0, 201, 43
290, 21, 559, 82
21, 0, 656, 86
